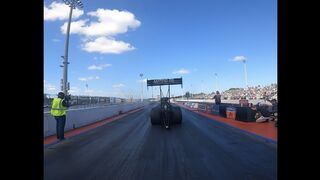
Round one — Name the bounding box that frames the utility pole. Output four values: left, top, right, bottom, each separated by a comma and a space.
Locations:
214, 73, 218, 91
243, 59, 248, 88
86, 83, 89, 96
140, 73, 143, 102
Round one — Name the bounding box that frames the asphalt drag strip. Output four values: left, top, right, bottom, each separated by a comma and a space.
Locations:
44, 105, 277, 180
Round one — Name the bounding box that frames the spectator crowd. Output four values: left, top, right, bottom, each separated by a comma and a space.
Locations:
221, 83, 277, 100
189, 83, 277, 101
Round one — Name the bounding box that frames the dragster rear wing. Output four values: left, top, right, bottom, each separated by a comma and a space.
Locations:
147, 78, 183, 88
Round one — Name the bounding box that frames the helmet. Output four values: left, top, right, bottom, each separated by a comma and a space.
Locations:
58, 92, 65, 99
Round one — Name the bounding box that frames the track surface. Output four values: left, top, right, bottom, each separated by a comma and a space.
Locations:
44, 105, 277, 180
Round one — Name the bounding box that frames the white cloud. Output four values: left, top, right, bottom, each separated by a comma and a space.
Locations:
85, 9, 141, 36
78, 76, 100, 81
112, 84, 125, 88
232, 56, 247, 62
82, 37, 135, 54
68, 87, 80, 94
44, 80, 57, 93
60, 19, 88, 34
88, 64, 112, 70
52, 38, 61, 42
44, 2, 84, 21
78, 77, 87, 81
59, 8, 141, 54
173, 68, 190, 74
47, 85, 56, 91
84, 89, 94, 93
60, 9, 141, 37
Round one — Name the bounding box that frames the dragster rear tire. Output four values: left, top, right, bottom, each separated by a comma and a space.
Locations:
150, 106, 161, 125
172, 106, 182, 124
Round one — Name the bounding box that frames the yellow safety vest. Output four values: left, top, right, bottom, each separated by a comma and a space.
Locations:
50, 98, 67, 116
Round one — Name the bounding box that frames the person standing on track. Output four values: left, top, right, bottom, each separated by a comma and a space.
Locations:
213, 91, 221, 105
50, 92, 69, 141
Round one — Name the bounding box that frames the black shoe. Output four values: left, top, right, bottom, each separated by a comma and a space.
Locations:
59, 138, 66, 141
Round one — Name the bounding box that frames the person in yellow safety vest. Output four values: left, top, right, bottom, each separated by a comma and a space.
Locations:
50, 92, 69, 141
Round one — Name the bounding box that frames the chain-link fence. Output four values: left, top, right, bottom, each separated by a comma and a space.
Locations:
44, 94, 138, 109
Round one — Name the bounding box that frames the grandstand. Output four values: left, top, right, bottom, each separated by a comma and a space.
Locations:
184, 83, 277, 100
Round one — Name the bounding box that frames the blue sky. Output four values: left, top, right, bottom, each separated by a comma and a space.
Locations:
44, 0, 277, 98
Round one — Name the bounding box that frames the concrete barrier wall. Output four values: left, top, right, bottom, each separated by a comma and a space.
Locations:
44, 102, 148, 137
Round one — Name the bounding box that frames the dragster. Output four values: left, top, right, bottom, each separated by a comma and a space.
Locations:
147, 78, 183, 129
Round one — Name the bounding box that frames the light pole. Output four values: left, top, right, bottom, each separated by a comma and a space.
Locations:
139, 73, 143, 102
61, 0, 83, 95
241, 59, 250, 99
214, 73, 218, 91
242, 59, 248, 88
190, 84, 193, 99
85, 83, 89, 96
201, 80, 206, 99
